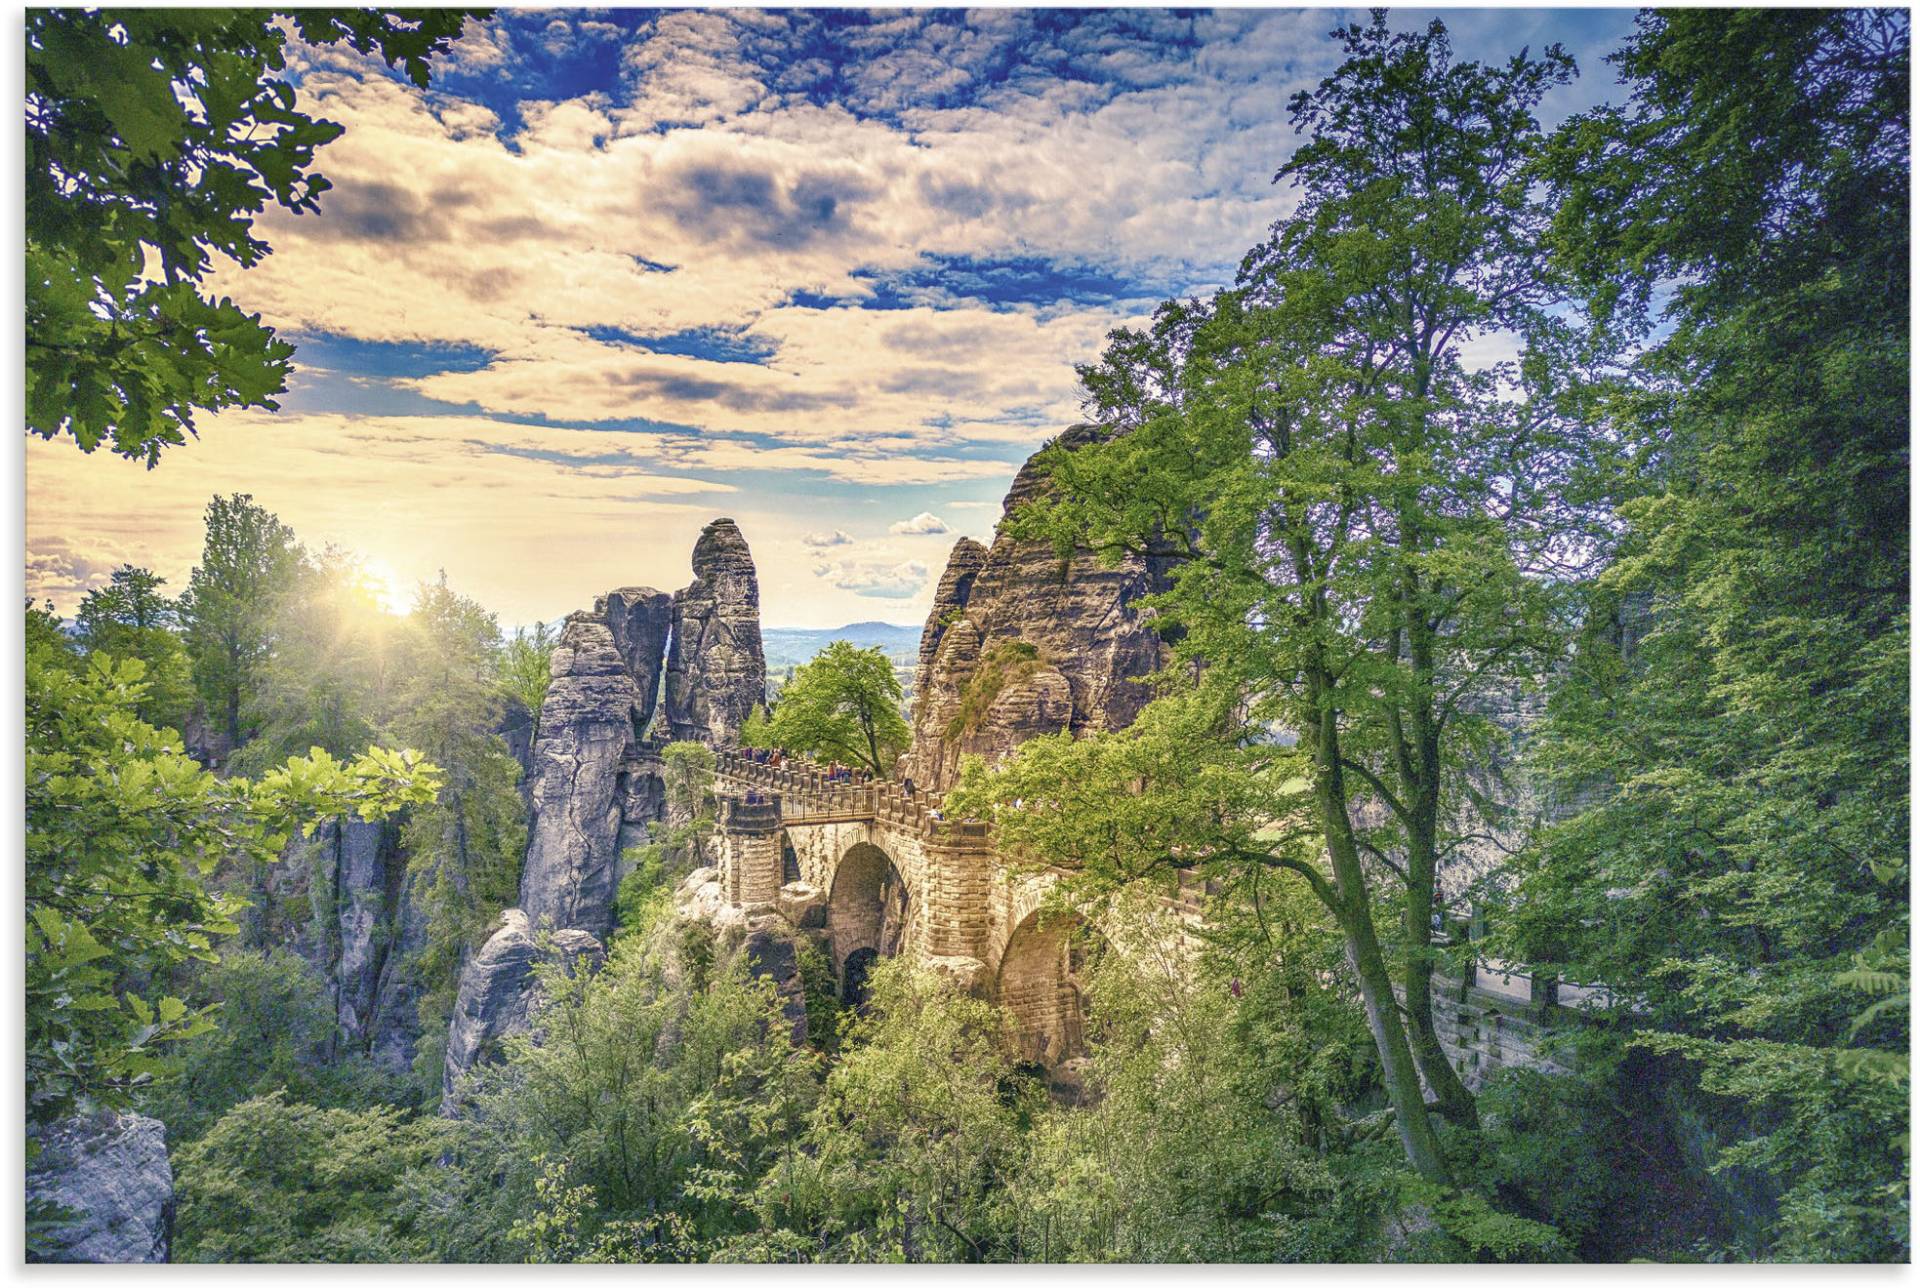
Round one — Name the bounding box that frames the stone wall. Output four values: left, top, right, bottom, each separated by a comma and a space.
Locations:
1421, 969, 1579, 1091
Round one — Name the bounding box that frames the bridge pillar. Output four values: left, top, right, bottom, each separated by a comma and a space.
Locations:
718, 795, 784, 911
915, 822, 997, 990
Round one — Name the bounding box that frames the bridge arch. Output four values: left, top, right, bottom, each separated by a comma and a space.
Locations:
825, 840, 915, 1002
995, 905, 1108, 1069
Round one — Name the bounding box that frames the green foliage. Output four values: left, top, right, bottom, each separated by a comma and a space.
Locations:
745, 640, 910, 776
771, 959, 1031, 1262
498, 620, 557, 743
654, 740, 719, 870
173, 1091, 459, 1262
25, 8, 472, 464
944, 640, 1046, 741
143, 948, 333, 1143
448, 918, 818, 1262
1498, 9, 1910, 1261
25, 622, 440, 1131
388, 578, 528, 1085
613, 847, 670, 945
75, 565, 194, 730
178, 493, 304, 750
1014, 896, 1367, 1262
230, 549, 397, 772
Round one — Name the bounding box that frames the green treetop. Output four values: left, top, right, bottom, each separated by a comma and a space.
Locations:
743, 640, 910, 777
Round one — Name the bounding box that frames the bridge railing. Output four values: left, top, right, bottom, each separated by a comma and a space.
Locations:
699, 742, 982, 841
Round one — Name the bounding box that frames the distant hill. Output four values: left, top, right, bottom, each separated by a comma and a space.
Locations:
762, 621, 921, 672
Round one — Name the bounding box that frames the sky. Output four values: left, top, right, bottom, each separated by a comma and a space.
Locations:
25, 5, 1639, 629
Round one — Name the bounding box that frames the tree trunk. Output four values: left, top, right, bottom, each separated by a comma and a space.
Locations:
1312, 703, 1453, 1183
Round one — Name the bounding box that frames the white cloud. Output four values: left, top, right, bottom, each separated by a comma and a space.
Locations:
812, 556, 932, 599
802, 528, 854, 548
889, 511, 951, 535
208, 14, 1327, 462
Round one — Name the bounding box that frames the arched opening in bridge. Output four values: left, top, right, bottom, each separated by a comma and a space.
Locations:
827, 842, 909, 1004
781, 834, 801, 885
996, 909, 1106, 1073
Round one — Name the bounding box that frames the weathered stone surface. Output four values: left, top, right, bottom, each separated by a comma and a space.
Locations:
495, 693, 539, 786
27, 1112, 172, 1263
904, 427, 1173, 793
518, 612, 643, 939
441, 909, 606, 1113
738, 918, 809, 1045
916, 538, 987, 684
599, 586, 673, 733
368, 871, 429, 1074
674, 866, 728, 923
332, 818, 392, 1047
284, 818, 416, 1060
615, 756, 668, 859
665, 519, 767, 745
923, 954, 989, 996
778, 880, 828, 930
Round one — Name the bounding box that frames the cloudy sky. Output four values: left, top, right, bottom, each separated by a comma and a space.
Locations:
26, 6, 1636, 628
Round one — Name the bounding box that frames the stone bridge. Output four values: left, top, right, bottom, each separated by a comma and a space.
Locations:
680, 742, 1596, 1083
693, 743, 1209, 1069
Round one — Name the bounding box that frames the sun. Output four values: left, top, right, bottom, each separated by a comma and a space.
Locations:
359, 556, 418, 618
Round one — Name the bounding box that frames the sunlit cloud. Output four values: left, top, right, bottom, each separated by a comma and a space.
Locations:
889, 511, 951, 535
34, 9, 1639, 630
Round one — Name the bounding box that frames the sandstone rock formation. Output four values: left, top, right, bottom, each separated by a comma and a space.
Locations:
367, 872, 429, 1073
904, 427, 1174, 793
672, 868, 808, 1045
665, 519, 766, 744
27, 1111, 173, 1263
440, 909, 606, 1113
916, 537, 987, 680
329, 818, 394, 1049
518, 611, 646, 940
599, 587, 673, 733
286, 818, 420, 1067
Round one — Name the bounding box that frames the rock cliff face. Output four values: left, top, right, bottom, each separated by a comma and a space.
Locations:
440, 909, 605, 1112
917, 537, 987, 681
27, 1112, 173, 1263
904, 427, 1173, 793
518, 612, 646, 940
287, 818, 419, 1069
665, 519, 767, 744
600, 587, 673, 733
443, 519, 765, 1114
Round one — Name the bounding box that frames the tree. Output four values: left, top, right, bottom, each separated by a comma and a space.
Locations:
173, 1091, 458, 1263
989, 15, 1603, 1180
74, 564, 194, 729
779, 960, 1031, 1262
26, 8, 472, 464
1497, 9, 1910, 1260
76, 564, 174, 633
390, 577, 528, 1083
143, 949, 336, 1145
233, 548, 396, 772
178, 493, 304, 749
742, 641, 910, 777
25, 618, 439, 1134
499, 620, 557, 747
454, 921, 817, 1262
1011, 894, 1365, 1262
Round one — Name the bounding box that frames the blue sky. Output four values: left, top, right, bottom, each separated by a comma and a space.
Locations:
26, 7, 1640, 628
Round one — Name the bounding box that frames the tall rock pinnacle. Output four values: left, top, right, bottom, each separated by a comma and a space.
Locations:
665, 518, 767, 744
